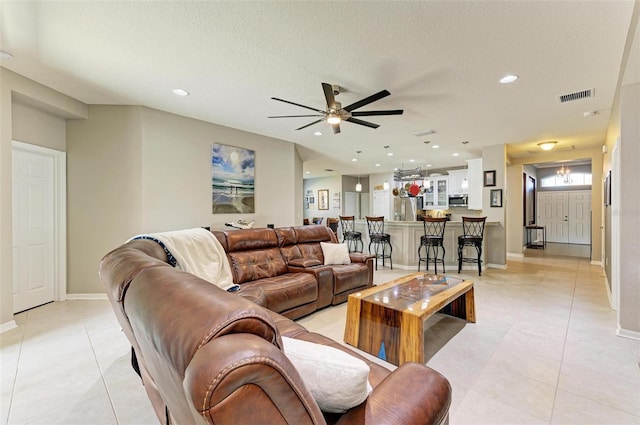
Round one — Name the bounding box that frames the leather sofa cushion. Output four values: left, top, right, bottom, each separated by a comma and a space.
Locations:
275, 227, 298, 246
225, 228, 278, 252
125, 266, 281, 375
279, 244, 303, 263
241, 273, 317, 313
228, 247, 288, 284
294, 225, 336, 244
297, 243, 324, 263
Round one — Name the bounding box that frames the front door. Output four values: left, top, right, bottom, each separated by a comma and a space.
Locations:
12, 146, 55, 312
538, 192, 569, 243
538, 191, 591, 245
568, 192, 591, 244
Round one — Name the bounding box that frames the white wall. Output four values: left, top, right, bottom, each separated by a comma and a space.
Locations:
66, 105, 301, 295
139, 107, 298, 231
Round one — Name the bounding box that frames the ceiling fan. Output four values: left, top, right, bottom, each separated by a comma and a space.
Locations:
269, 82, 403, 134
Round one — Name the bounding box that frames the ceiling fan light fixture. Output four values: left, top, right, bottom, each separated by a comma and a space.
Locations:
327, 114, 341, 124
538, 141, 557, 151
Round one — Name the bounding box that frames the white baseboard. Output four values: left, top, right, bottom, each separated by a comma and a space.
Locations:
487, 263, 508, 270
0, 320, 17, 334
617, 326, 640, 341
65, 293, 108, 300
507, 252, 524, 258
590, 260, 603, 266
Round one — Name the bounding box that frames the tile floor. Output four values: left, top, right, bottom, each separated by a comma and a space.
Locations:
1, 243, 639, 424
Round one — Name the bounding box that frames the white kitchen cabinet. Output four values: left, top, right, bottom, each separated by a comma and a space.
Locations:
423, 176, 449, 209
466, 158, 483, 210
447, 169, 468, 195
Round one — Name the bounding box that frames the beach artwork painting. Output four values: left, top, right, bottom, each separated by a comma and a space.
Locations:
212, 143, 255, 213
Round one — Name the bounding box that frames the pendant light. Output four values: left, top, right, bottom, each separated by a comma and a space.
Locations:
423, 141, 431, 189
461, 162, 469, 189
383, 146, 390, 190
355, 150, 362, 192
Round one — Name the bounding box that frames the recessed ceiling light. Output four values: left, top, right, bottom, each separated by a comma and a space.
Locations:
352, 158, 357, 162
452, 153, 459, 156
499, 75, 519, 84
172, 88, 189, 96
409, 159, 415, 162
0, 50, 13, 60
426, 164, 432, 167
305, 171, 310, 174
387, 152, 394, 156
432, 145, 440, 149
314, 131, 322, 136
375, 163, 381, 167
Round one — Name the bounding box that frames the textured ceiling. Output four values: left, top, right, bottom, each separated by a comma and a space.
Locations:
1, 1, 637, 177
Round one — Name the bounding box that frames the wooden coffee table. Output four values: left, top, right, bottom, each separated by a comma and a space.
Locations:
344, 272, 475, 366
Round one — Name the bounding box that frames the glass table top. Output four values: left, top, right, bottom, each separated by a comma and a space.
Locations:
363, 274, 465, 310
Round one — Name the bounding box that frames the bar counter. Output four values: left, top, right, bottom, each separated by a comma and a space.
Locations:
348, 220, 501, 271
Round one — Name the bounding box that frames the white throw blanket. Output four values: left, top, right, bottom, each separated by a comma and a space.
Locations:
128, 228, 235, 291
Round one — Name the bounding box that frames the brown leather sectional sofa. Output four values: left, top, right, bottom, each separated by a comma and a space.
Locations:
99, 226, 452, 424
212, 225, 374, 319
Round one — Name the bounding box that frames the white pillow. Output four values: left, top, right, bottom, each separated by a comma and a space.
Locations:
320, 242, 351, 265
281, 336, 372, 413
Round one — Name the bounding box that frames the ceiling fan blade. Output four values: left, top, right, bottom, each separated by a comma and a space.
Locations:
351, 109, 404, 116
295, 119, 323, 131
343, 90, 391, 112
268, 114, 325, 118
332, 123, 341, 134
271, 97, 325, 113
346, 117, 380, 129
322, 83, 337, 110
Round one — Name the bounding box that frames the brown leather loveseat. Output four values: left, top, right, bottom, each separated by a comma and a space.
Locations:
99, 238, 452, 425
212, 225, 374, 319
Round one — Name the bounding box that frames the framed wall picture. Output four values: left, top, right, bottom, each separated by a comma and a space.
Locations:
490, 189, 503, 207
604, 170, 611, 207
212, 143, 255, 214
318, 189, 329, 210
484, 170, 496, 187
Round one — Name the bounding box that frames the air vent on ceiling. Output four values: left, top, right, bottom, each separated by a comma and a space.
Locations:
557, 89, 594, 103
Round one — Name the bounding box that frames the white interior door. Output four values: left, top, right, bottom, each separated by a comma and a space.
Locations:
568, 192, 591, 244
538, 192, 569, 243
12, 147, 56, 312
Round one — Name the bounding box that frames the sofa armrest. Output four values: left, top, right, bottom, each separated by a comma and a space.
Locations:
348, 253, 375, 264
288, 258, 323, 268
335, 362, 451, 425
287, 264, 334, 309
185, 333, 325, 425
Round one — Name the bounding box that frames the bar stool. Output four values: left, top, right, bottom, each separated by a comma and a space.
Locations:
457, 216, 487, 276
366, 216, 393, 270
326, 218, 339, 238
339, 216, 363, 253
418, 217, 447, 274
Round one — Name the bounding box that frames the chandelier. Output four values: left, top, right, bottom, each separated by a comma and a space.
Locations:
557, 163, 571, 183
